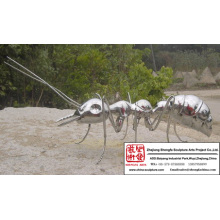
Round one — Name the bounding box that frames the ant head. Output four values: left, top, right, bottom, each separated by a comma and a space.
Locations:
75, 98, 108, 124
76, 98, 102, 116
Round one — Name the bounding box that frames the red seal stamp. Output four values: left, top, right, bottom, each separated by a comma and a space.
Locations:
126, 144, 145, 162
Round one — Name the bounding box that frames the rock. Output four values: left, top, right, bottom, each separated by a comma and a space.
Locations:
214, 72, 220, 85
174, 71, 183, 79
190, 69, 197, 78
183, 70, 197, 78
181, 72, 188, 77
199, 67, 216, 84
183, 72, 199, 88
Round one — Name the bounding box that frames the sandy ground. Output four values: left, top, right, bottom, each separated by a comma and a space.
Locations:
0, 89, 220, 175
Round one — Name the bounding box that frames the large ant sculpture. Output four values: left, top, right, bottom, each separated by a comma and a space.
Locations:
5, 57, 213, 163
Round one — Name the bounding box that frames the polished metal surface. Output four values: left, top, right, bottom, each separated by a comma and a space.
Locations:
5, 56, 214, 162
110, 101, 131, 118
132, 99, 153, 130
135, 99, 153, 111
109, 101, 131, 132
152, 100, 168, 113
153, 95, 212, 137
131, 99, 152, 114
74, 98, 109, 124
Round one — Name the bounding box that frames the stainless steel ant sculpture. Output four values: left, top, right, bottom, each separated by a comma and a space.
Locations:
5, 57, 213, 163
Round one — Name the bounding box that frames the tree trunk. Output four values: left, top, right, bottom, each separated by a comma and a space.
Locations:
36, 88, 44, 107
32, 85, 34, 106
150, 44, 157, 72
23, 77, 26, 103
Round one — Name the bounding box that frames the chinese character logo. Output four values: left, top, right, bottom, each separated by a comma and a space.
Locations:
126, 144, 145, 162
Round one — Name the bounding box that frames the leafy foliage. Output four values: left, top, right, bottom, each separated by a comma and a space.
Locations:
0, 44, 173, 109
135, 44, 220, 73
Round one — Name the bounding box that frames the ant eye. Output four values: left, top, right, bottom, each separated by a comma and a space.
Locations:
91, 104, 101, 111
90, 104, 102, 114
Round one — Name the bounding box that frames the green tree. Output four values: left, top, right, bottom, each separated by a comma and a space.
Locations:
0, 44, 173, 109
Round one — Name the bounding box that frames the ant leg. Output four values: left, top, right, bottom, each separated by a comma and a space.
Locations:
121, 116, 128, 140
104, 97, 124, 133
115, 116, 124, 133
120, 91, 131, 139
95, 93, 102, 100
151, 95, 175, 131
149, 115, 159, 128
144, 116, 154, 130
75, 124, 91, 144
166, 115, 171, 143
174, 122, 187, 142
96, 97, 107, 164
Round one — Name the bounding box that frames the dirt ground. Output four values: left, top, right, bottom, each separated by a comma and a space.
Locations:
0, 89, 220, 175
